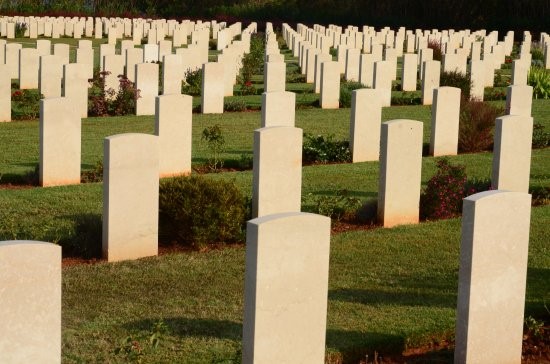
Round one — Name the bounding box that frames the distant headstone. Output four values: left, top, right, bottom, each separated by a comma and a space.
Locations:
135, 63, 159, 115
430, 87, 461, 156
0, 64, 11, 122
350, 88, 383, 162
201, 62, 224, 114
320, 61, 340, 109
261, 91, 295, 127
505, 85, 533, 117
421, 60, 441, 105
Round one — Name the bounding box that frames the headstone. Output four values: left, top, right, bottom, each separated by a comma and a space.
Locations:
252, 126, 302, 218
135, 63, 159, 115
305, 47, 320, 83
103, 133, 159, 262
320, 61, 340, 109
201, 62, 224, 114
0, 240, 61, 364
469, 60, 486, 101
162, 54, 183, 95
5, 43, 22, 79
103, 54, 125, 98
0, 64, 11, 122
511, 60, 528, 86
314, 53, 332, 93
76, 46, 94, 80
36, 39, 51, 56
401, 53, 417, 91
39, 55, 63, 99
242, 212, 330, 364
52, 43, 69, 65
505, 85, 533, 116
344, 47, 360, 82
264, 61, 286, 92
63, 63, 89, 118
359, 53, 378, 87
261, 91, 295, 127
373, 60, 392, 106
454, 191, 531, 364
39, 97, 81, 187
155, 95, 192, 177
143, 44, 159, 63
421, 60, 441, 105
18, 48, 39, 89
99, 43, 115, 70
491, 115, 533, 193
430, 87, 461, 156
377, 119, 423, 227
125, 48, 143, 83
350, 88, 383, 162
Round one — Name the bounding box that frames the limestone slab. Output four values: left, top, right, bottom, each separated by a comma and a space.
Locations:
350, 88, 383, 162
430, 87, 461, 156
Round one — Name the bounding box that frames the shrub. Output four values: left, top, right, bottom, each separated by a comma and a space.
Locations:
484, 88, 507, 101
493, 69, 509, 87
302, 190, 362, 221
391, 91, 421, 105
458, 98, 504, 153
440, 70, 472, 100
238, 33, 264, 94
182, 68, 202, 96
528, 67, 550, 99
531, 46, 545, 62
303, 133, 351, 164
428, 40, 442, 61
11, 89, 41, 120
339, 81, 367, 107
420, 159, 490, 220
15, 22, 27, 38
88, 69, 139, 116
224, 99, 247, 112
158, 176, 247, 249
81, 159, 103, 183
532, 123, 550, 149
201, 124, 225, 171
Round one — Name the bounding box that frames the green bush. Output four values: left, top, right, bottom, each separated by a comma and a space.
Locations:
201, 124, 226, 171
182, 68, 202, 96
458, 99, 504, 153
88, 69, 138, 116
224, 100, 247, 112
158, 176, 247, 249
440, 70, 472, 100
11, 89, 41, 120
532, 123, 550, 149
420, 159, 491, 221
339, 81, 367, 107
302, 190, 362, 221
528, 67, 550, 99
531, 46, 545, 62
303, 133, 351, 164
238, 33, 264, 94
391, 91, 421, 105
493, 69, 509, 87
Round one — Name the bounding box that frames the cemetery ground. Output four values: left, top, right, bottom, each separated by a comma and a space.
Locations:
1, 37, 549, 362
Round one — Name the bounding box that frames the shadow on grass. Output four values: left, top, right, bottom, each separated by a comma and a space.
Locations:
525, 267, 550, 317
123, 317, 242, 341
329, 288, 456, 308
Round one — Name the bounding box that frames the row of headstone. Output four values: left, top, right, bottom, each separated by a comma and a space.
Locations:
0, 187, 532, 363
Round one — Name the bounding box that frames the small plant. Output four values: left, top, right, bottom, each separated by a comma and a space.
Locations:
484, 88, 507, 101
238, 34, 264, 95
458, 98, 504, 153
531, 46, 545, 62
81, 159, 103, 183
391, 91, 421, 105
158, 176, 247, 249
524, 316, 545, 339
182, 68, 202, 96
88, 69, 139, 116
440, 70, 472, 100
532, 123, 550, 149
493, 69, 509, 87
302, 133, 351, 164
339, 81, 367, 107
11, 89, 41, 120
201, 124, 226, 171
238, 79, 257, 96
530, 185, 550, 206
427, 40, 442, 61
114, 320, 169, 363
224, 100, 248, 112
303, 190, 362, 221
15, 22, 27, 38
528, 67, 550, 99
420, 158, 468, 220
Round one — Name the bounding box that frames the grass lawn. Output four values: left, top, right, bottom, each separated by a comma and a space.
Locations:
0, 36, 549, 363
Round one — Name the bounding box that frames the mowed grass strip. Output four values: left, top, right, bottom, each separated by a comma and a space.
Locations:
60, 204, 550, 362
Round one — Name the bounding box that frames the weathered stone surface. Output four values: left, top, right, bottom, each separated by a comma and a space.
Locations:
242, 212, 331, 364
320, 61, 340, 109
455, 190, 531, 364
201, 62, 224, 114
261, 91, 295, 127
162, 54, 183, 95
264, 61, 286, 92
505, 85, 533, 117
103, 133, 159, 262
421, 60, 441, 105
401, 53, 417, 91
0, 240, 61, 364
374, 60, 392, 106
135, 62, 159, 115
